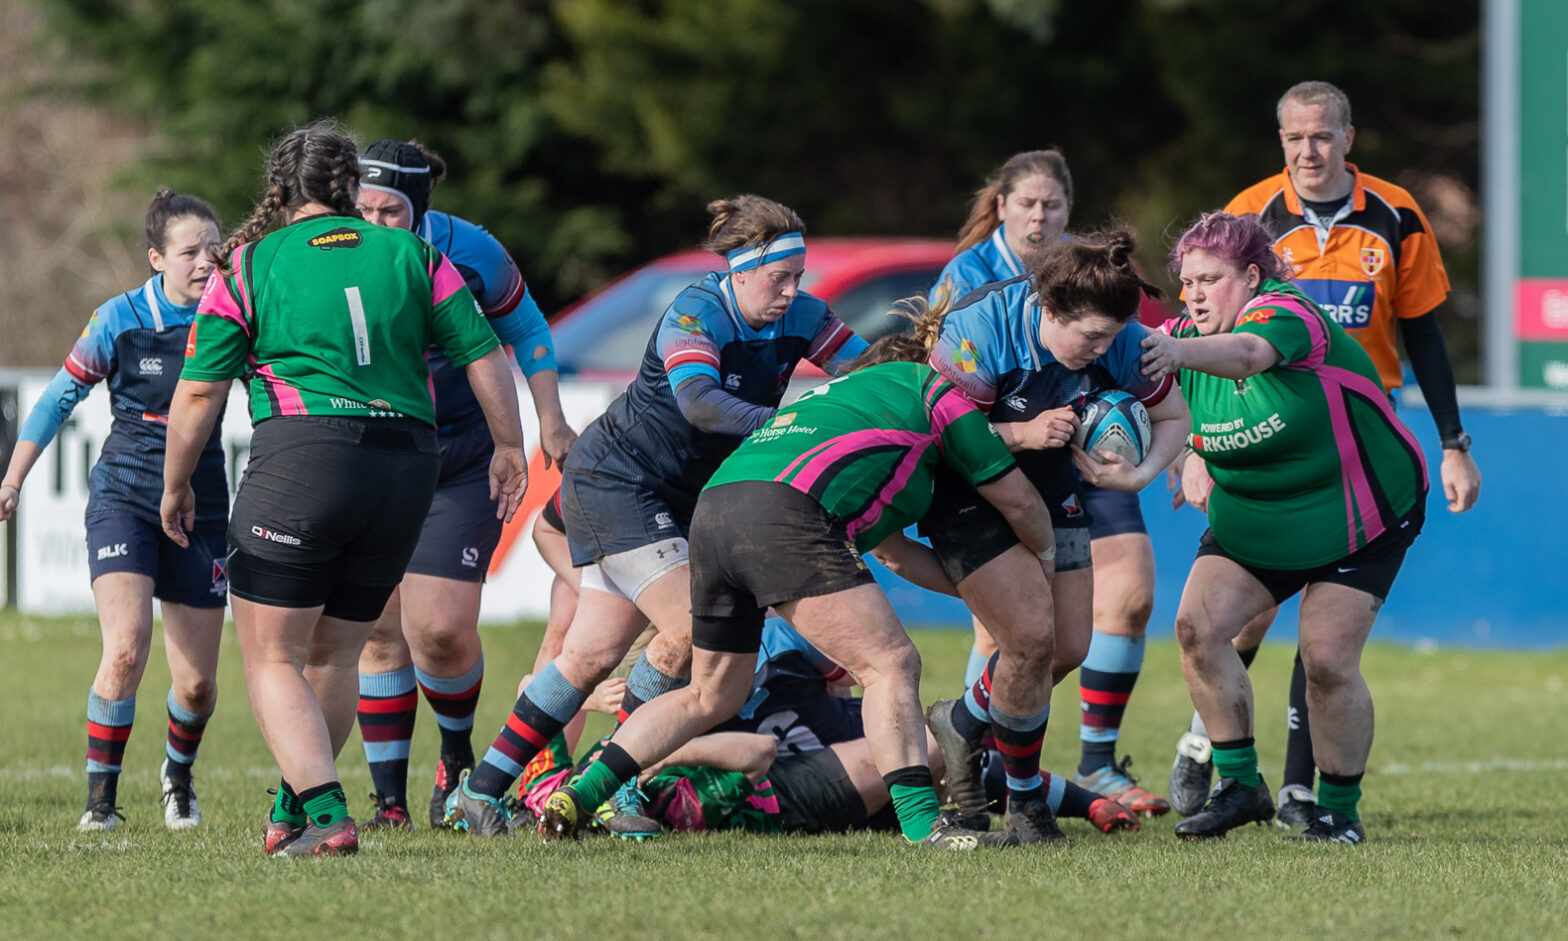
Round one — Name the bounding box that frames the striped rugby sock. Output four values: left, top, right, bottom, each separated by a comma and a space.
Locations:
415, 656, 484, 768
468, 662, 587, 799
951, 652, 997, 741
616, 653, 686, 724
86, 690, 135, 807
1077, 633, 1145, 776
991, 702, 1051, 805
164, 688, 213, 780
358, 666, 417, 806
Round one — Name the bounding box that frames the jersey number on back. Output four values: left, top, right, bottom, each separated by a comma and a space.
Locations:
344, 287, 371, 366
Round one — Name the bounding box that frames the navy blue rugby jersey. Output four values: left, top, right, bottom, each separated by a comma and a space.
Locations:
19, 275, 227, 527
563, 271, 864, 506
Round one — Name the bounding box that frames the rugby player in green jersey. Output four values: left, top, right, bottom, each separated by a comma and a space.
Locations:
540, 335, 1073, 848
160, 121, 528, 857
1139, 212, 1427, 844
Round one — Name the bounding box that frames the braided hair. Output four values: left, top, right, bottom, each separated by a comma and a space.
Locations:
211, 119, 361, 270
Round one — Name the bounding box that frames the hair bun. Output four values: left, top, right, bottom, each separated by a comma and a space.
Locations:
1103, 228, 1137, 268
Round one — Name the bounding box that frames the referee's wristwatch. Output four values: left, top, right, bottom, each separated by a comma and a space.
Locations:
1441, 431, 1472, 452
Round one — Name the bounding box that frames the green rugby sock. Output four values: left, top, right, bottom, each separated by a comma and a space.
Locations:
572, 742, 642, 811
1211, 738, 1261, 788
271, 779, 306, 826
883, 766, 942, 842
298, 781, 349, 828
1317, 772, 1363, 822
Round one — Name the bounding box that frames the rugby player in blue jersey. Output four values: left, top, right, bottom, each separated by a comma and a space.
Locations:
884, 228, 1189, 842
349, 140, 576, 829
446, 195, 868, 838
931, 152, 1174, 816
1, 189, 228, 831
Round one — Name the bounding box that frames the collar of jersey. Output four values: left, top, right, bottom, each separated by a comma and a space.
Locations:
1281, 161, 1367, 217
142, 274, 196, 333
1022, 289, 1050, 370
990, 225, 1024, 278
718, 274, 785, 339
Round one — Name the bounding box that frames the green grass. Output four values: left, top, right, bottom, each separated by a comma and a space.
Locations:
1, 611, 1565, 940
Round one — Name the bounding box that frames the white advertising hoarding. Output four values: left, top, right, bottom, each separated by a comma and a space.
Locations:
4, 371, 619, 621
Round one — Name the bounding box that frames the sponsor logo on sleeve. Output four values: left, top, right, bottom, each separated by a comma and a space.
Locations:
676, 314, 704, 334
184, 320, 198, 357
1236, 309, 1274, 328
952, 338, 979, 374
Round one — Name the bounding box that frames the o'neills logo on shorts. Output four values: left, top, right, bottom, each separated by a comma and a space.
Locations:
252, 525, 302, 546
308, 227, 363, 250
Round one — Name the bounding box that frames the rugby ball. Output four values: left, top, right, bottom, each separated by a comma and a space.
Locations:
1072, 390, 1152, 465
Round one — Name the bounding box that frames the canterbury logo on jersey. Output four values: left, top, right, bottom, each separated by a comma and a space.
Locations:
1293, 279, 1375, 328
308, 228, 363, 249
138, 357, 164, 374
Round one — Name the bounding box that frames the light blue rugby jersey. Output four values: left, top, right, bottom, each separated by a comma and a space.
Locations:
420, 210, 556, 433
929, 225, 1026, 305
928, 277, 1172, 518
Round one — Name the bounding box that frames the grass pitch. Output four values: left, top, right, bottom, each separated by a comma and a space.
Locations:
0, 611, 1564, 940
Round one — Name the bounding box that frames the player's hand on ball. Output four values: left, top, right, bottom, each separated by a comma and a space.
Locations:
1071, 445, 1141, 492
490, 445, 529, 523
1022, 406, 1080, 450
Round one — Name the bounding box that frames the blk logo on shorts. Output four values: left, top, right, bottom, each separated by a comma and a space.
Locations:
461, 547, 480, 568
96, 543, 129, 561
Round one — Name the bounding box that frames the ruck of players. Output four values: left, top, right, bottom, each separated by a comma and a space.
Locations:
0, 79, 1480, 855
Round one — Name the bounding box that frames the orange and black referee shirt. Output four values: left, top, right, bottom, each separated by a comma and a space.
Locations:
1226, 163, 1450, 391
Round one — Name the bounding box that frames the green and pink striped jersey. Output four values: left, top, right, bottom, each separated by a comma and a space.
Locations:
1171, 280, 1428, 569
706, 362, 1016, 552
183, 216, 499, 425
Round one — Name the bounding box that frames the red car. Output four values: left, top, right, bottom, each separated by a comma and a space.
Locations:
548, 237, 1173, 379
549, 238, 957, 380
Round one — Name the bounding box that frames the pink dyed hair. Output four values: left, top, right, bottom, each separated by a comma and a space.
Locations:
1169, 211, 1288, 282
